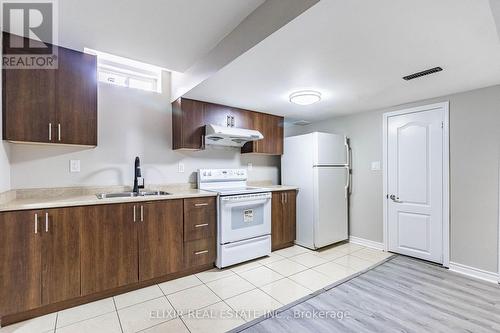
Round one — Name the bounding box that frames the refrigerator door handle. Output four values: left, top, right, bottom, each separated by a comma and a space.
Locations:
344, 166, 350, 198
345, 137, 351, 167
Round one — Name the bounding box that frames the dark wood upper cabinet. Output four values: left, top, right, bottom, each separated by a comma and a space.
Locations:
80, 204, 138, 296
242, 112, 283, 155
2, 32, 97, 146
0, 210, 42, 317
56, 47, 97, 146
172, 98, 205, 150
138, 200, 184, 281
2, 64, 56, 143
203, 101, 233, 127
172, 97, 283, 155
41, 208, 82, 305
271, 190, 297, 251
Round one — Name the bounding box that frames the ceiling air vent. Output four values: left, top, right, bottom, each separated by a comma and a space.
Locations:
403, 67, 443, 81
293, 120, 311, 126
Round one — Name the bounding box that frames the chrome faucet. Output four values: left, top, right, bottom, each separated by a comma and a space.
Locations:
133, 156, 144, 193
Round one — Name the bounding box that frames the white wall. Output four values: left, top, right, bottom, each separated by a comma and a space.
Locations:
9, 72, 280, 189
287, 85, 500, 273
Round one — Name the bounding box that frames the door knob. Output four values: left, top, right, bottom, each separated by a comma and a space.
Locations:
389, 194, 402, 203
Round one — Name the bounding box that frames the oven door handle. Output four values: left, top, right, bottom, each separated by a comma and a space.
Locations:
222, 198, 270, 207
221, 194, 271, 203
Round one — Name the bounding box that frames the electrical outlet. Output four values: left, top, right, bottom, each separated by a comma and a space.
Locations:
178, 162, 185, 173
70, 160, 81, 173
247, 163, 253, 171
371, 161, 381, 171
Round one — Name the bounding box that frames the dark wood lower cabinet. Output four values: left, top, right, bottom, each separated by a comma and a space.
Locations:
271, 190, 297, 251
0, 197, 218, 326
138, 200, 184, 281
42, 208, 82, 305
80, 204, 138, 296
0, 210, 42, 316
183, 197, 216, 242
184, 238, 217, 267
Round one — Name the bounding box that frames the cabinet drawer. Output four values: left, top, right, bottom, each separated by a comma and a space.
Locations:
184, 238, 216, 268
184, 197, 216, 242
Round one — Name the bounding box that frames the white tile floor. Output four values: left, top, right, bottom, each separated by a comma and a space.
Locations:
0, 243, 393, 333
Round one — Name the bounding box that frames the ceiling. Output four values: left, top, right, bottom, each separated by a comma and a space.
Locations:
58, 0, 265, 72
185, 0, 500, 121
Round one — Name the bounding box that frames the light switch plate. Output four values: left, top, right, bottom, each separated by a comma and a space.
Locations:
178, 162, 185, 173
371, 161, 381, 171
70, 160, 81, 173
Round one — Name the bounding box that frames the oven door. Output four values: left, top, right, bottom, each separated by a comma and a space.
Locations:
219, 192, 271, 244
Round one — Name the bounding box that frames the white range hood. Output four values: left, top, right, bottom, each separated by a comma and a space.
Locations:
205, 124, 264, 147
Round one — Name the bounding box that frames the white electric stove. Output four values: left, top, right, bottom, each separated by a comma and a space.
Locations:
198, 168, 272, 268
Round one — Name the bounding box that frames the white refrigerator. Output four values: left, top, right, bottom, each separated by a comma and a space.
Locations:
282, 132, 350, 249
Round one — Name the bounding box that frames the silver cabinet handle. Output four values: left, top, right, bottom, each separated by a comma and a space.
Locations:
231, 116, 235, 127
140, 205, 144, 222
48, 123, 52, 141
281, 193, 284, 204
58, 123, 61, 141
194, 203, 209, 207
133, 206, 137, 222
226, 115, 231, 127
45, 212, 49, 232
284, 193, 287, 204
194, 223, 209, 228
34, 213, 38, 234
194, 250, 209, 255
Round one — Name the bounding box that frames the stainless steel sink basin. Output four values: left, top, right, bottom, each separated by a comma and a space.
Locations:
96, 190, 171, 199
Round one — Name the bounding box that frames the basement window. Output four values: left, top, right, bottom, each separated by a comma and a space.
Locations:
84, 48, 163, 93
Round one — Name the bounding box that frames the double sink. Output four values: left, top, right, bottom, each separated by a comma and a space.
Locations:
96, 190, 170, 199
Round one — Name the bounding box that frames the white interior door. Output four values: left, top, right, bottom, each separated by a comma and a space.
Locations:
387, 108, 444, 263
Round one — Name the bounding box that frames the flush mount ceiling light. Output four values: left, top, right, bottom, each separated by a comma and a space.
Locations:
289, 90, 321, 105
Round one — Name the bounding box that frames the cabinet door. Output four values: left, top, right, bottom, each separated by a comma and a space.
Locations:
184, 238, 216, 268
138, 200, 184, 281
81, 204, 138, 295
271, 192, 284, 251
283, 191, 297, 244
229, 108, 253, 129
172, 98, 205, 150
242, 112, 283, 155
184, 197, 216, 242
56, 47, 97, 145
42, 208, 82, 305
2, 33, 56, 143
203, 102, 232, 127
0, 210, 41, 316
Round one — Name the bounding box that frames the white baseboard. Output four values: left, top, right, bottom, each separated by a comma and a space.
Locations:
349, 236, 384, 250
449, 262, 499, 284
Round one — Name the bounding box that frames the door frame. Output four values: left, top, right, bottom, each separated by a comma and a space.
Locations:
382, 101, 450, 267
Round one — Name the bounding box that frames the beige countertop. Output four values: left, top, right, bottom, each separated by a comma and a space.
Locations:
0, 183, 298, 213
0, 185, 217, 213
262, 185, 299, 192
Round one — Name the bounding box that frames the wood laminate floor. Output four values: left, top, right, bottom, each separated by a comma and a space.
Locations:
237, 256, 500, 333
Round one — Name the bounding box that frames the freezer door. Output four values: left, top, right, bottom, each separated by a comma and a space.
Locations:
314, 132, 348, 166
313, 166, 348, 248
